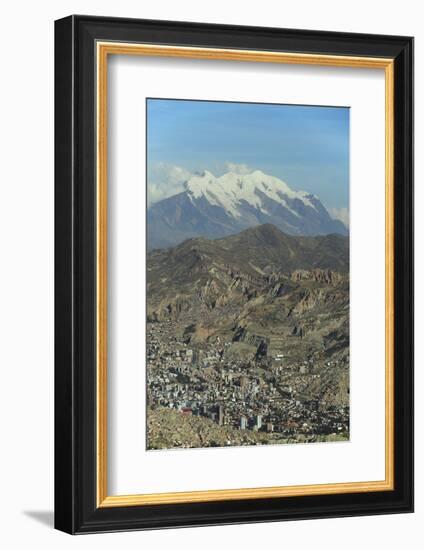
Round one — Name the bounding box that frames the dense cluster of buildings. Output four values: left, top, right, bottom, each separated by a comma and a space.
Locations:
147, 320, 349, 443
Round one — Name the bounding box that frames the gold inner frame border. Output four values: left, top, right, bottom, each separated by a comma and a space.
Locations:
96, 42, 395, 508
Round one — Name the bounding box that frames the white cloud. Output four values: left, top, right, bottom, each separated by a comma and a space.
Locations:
328, 207, 349, 228
147, 163, 192, 206
224, 162, 253, 175
147, 162, 256, 205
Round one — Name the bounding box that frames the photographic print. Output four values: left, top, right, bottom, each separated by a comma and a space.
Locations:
146, 98, 350, 450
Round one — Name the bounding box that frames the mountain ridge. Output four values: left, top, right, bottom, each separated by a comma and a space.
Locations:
148, 223, 348, 279
147, 223, 349, 329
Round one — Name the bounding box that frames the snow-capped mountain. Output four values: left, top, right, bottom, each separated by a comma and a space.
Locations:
147, 169, 347, 250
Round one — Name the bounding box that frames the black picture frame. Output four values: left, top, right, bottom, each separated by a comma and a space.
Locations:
55, 14, 414, 534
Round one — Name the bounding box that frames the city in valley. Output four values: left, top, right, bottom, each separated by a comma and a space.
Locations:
146, 223, 350, 450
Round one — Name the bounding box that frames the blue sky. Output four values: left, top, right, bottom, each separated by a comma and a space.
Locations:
147, 98, 349, 215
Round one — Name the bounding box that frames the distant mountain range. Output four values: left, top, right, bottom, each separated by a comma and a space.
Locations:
147, 169, 348, 250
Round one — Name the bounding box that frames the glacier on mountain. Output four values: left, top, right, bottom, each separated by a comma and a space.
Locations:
147, 168, 348, 250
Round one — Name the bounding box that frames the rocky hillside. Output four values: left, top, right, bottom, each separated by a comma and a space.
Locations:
147, 224, 349, 365
147, 224, 348, 307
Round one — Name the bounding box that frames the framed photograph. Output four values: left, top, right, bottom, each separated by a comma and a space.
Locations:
54, 15, 413, 534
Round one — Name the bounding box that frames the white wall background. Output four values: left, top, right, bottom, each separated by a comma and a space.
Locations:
0, 0, 420, 547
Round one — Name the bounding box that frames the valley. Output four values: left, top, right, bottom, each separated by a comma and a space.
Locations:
146, 224, 350, 450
